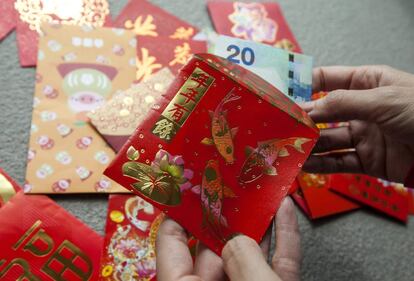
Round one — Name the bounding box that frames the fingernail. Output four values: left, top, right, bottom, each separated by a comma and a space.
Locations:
299, 101, 314, 113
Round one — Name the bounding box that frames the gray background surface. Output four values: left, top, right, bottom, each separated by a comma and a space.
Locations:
0, 0, 413, 280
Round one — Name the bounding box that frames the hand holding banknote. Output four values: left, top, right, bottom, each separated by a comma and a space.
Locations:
156, 197, 301, 281
303, 65, 414, 184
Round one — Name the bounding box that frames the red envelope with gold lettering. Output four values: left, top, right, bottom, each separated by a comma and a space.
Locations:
330, 174, 410, 222
0, 192, 103, 280
0, 168, 21, 208
207, 0, 301, 52
104, 53, 319, 254
114, 0, 199, 39
99, 194, 163, 281
136, 36, 207, 82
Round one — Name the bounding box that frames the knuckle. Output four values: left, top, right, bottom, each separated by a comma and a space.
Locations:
335, 156, 345, 172
324, 90, 345, 110
272, 257, 301, 276
222, 236, 256, 262
157, 219, 186, 243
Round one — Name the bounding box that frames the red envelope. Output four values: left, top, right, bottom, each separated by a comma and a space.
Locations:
104, 53, 319, 254
207, 0, 301, 52
99, 195, 163, 280
0, 0, 17, 41
297, 172, 360, 219
8, 0, 111, 67
114, 0, 199, 39
330, 174, 410, 222
136, 36, 207, 81
0, 168, 21, 207
290, 180, 311, 217
0, 192, 103, 280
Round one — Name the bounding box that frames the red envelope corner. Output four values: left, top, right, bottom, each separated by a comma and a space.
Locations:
207, 0, 301, 52
297, 172, 360, 219
0, 0, 17, 41
104, 53, 319, 254
0, 192, 103, 280
99, 195, 162, 280
330, 174, 410, 222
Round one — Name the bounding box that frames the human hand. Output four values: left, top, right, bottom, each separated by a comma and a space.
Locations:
302, 65, 414, 183
156, 197, 301, 281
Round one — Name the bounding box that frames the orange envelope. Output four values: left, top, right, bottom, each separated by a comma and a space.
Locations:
25, 23, 137, 193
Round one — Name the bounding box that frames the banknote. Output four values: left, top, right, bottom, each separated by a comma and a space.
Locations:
207, 33, 313, 102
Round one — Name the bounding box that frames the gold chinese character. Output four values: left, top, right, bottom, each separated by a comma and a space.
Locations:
168, 103, 189, 122
169, 43, 191, 66
170, 27, 194, 40
180, 88, 198, 104
43, 240, 93, 281
191, 72, 211, 88
153, 119, 175, 140
125, 15, 158, 36
23, 229, 54, 257
0, 258, 41, 281
136, 48, 162, 82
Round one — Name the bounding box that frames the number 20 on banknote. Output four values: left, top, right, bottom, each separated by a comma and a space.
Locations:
208, 33, 313, 102
226, 44, 255, 66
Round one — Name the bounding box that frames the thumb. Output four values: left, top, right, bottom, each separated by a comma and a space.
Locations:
222, 235, 281, 281
303, 86, 398, 124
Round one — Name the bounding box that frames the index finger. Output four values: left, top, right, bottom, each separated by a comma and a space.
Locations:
156, 218, 194, 281
313, 65, 382, 92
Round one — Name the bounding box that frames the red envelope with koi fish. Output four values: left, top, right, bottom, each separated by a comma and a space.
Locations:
0, 168, 21, 208
330, 174, 410, 222
0, 192, 103, 280
207, 0, 301, 53
114, 0, 199, 40
104, 53, 319, 254
99, 195, 163, 281
297, 172, 360, 219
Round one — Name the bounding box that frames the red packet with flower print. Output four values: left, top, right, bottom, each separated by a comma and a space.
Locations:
0, 0, 17, 41
11, 0, 111, 67
207, 0, 301, 53
0, 168, 21, 208
297, 172, 360, 219
114, 0, 199, 40
0, 192, 103, 280
104, 53, 319, 254
99, 195, 163, 281
135, 36, 207, 82
330, 174, 410, 222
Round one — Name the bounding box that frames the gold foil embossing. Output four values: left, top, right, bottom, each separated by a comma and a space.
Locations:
0, 174, 17, 205
13, 220, 42, 250
0, 258, 41, 281
152, 67, 215, 141
42, 240, 93, 281
23, 229, 55, 257
15, 0, 109, 33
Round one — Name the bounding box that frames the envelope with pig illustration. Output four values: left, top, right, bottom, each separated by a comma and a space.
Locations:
104, 54, 319, 254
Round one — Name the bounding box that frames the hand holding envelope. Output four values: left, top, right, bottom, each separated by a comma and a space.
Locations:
156, 197, 301, 281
